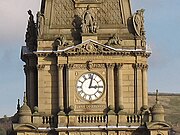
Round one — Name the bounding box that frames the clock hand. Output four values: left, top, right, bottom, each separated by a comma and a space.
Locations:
90, 85, 103, 89
88, 74, 94, 88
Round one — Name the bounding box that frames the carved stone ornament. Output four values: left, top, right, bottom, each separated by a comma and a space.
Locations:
37, 64, 45, 70
86, 60, 92, 70
36, 11, 45, 36
62, 40, 117, 55
57, 40, 151, 57
66, 63, 105, 70
25, 10, 37, 52
106, 34, 122, 46
81, 5, 99, 34
133, 9, 145, 36
73, 0, 102, 4
54, 35, 69, 47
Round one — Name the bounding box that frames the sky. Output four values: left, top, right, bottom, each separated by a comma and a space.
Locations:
0, 1, 180, 117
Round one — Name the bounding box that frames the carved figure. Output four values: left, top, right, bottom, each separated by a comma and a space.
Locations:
81, 5, 98, 33
93, 21, 99, 33
54, 35, 68, 47
133, 9, 145, 36
106, 34, 122, 45
36, 11, 45, 36
25, 10, 37, 51
28, 10, 34, 22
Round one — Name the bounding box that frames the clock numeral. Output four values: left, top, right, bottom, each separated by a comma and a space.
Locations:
83, 94, 88, 99
83, 75, 87, 80
89, 95, 92, 100
88, 73, 94, 79
77, 85, 82, 89
78, 90, 83, 95
97, 80, 102, 83
94, 94, 98, 98
97, 90, 103, 94
78, 80, 83, 83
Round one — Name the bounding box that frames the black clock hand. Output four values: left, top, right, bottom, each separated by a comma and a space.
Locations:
90, 85, 103, 89
89, 74, 94, 88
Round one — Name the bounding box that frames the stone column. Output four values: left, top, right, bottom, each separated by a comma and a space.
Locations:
37, 64, 45, 113
134, 63, 144, 113
57, 64, 64, 112
106, 63, 115, 109
24, 65, 36, 110
116, 63, 124, 111
66, 64, 74, 112
137, 63, 143, 111
142, 64, 148, 109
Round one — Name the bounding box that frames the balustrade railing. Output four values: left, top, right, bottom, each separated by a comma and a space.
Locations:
127, 114, 142, 123
77, 115, 107, 123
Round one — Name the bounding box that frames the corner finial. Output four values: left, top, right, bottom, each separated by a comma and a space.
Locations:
23, 92, 27, 105
17, 99, 20, 112
156, 89, 159, 103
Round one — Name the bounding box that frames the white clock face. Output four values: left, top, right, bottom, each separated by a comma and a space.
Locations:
76, 73, 104, 101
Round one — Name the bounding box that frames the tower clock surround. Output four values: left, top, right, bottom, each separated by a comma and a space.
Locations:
76, 72, 105, 101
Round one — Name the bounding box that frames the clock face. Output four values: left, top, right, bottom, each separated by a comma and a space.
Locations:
76, 72, 104, 101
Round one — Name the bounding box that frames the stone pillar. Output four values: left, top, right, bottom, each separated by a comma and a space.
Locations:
37, 64, 45, 112
29, 66, 36, 110
116, 63, 124, 111
24, 65, 36, 110
66, 64, 74, 112
106, 63, 115, 109
137, 63, 143, 111
134, 63, 144, 113
133, 63, 138, 113
142, 64, 148, 109
57, 64, 64, 112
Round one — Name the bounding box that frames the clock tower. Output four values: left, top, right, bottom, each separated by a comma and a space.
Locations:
12, 0, 171, 135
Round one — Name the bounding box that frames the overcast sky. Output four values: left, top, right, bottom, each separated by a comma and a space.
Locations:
0, 1, 180, 117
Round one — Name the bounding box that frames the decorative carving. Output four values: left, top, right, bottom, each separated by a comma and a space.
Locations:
64, 41, 116, 55
54, 36, 69, 47
37, 64, 45, 70
81, 5, 99, 33
57, 64, 64, 69
25, 10, 37, 52
65, 63, 105, 70
66, 64, 74, 69
75, 104, 106, 110
142, 64, 148, 70
105, 63, 115, 69
36, 11, 45, 36
106, 34, 122, 46
133, 63, 143, 70
86, 60, 92, 71
51, 0, 74, 27
116, 63, 123, 70
133, 9, 145, 36
98, 0, 122, 25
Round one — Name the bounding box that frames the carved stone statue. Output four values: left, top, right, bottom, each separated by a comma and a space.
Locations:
54, 35, 69, 47
81, 5, 98, 34
133, 9, 145, 36
106, 34, 122, 45
25, 10, 37, 52
36, 11, 45, 36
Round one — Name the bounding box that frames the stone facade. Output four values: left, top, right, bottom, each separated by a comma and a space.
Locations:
12, 0, 171, 135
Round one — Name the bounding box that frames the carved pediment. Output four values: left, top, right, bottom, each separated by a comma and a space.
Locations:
13, 123, 37, 131
59, 40, 118, 55
147, 122, 172, 129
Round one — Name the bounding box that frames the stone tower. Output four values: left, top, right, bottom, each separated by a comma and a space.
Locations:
12, 0, 171, 135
